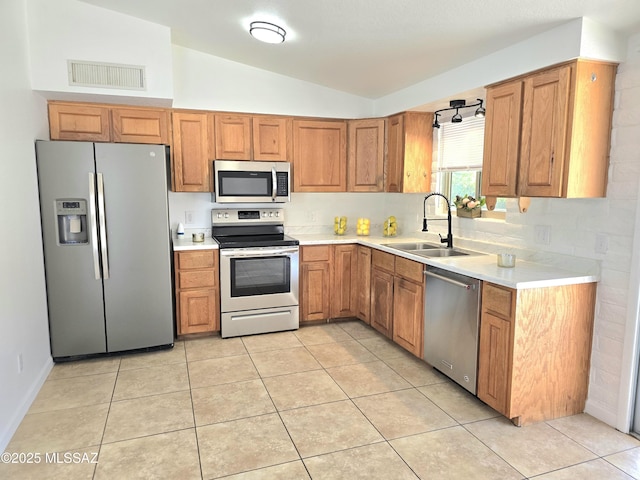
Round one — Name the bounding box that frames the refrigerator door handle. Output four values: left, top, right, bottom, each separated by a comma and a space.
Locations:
88, 173, 101, 280
96, 172, 110, 280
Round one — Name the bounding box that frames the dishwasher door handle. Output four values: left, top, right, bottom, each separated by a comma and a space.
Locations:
424, 270, 474, 290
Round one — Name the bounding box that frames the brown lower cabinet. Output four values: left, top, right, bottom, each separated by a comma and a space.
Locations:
477, 281, 596, 426
174, 250, 220, 335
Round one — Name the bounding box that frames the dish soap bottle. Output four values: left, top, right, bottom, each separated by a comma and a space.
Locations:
177, 222, 185, 238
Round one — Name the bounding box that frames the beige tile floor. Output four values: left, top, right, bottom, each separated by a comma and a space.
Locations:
3, 320, 640, 479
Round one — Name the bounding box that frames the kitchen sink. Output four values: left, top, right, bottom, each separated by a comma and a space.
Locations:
381, 242, 441, 251
412, 249, 469, 257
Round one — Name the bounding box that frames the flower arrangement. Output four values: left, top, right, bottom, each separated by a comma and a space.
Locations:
454, 194, 486, 211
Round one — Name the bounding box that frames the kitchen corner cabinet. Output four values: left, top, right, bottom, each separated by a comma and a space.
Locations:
215, 114, 291, 161
355, 246, 372, 324
48, 101, 169, 144
370, 250, 424, 357
347, 119, 385, 192
171, 111, 214, 192
293, 119, 347, 192
300, 245, 332, 323
477, 282, 596, 426
385, 112, 433, 193
482, 59, 617, 209
174, 250, 220, 335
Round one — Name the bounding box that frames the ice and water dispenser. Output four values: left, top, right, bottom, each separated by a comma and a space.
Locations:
56, 199, 88, 245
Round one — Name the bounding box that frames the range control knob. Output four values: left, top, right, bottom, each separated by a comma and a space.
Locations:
269, 212, 274, 217
217, 213, 223, 218
262, 212, 267, 217
224, 213, 229, 218
275, 212, 280, 217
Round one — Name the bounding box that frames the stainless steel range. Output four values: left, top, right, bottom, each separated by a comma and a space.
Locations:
212, 208, 299, 338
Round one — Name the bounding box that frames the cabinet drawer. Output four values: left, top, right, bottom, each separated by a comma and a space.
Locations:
178, 270, 216, 289
176, 250, 216, 269
483, 283, 514, 319
372, 250, 395, 273
395, 256, 424, 284
301, 245, 331, 262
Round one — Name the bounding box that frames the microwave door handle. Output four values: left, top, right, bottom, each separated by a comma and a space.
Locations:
272, 167, 277, 201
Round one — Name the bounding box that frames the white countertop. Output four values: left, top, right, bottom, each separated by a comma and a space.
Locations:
172, 235, 219, 251
293, 234, 598, 290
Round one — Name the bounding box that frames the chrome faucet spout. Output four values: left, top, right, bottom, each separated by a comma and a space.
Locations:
422, 192, 454, 248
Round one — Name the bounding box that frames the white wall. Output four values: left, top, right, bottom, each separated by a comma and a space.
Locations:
0, 0, 53, 452
27, 0, 173, 105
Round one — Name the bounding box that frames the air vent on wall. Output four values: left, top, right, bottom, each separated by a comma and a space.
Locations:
67, 60, 146, 90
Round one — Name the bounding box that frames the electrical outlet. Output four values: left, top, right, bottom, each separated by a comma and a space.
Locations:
185, 211, 195, 225
534, 225, 551, 245
595, 233, 609, 254
18, 353, 23, 373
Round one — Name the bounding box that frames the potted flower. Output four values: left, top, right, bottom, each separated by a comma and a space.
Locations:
454, 194, 485, 218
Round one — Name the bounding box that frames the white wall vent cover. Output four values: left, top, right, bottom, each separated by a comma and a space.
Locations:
67, 60, 146, 90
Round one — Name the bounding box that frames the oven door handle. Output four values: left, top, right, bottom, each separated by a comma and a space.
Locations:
221, 247, 299, 257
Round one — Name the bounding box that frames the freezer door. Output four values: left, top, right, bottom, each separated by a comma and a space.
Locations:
35, 141, 107, 358
95, 143, 174, 352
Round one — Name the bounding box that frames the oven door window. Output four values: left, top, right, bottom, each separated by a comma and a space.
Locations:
230, 255, 290, 297
218, 171, 272, 197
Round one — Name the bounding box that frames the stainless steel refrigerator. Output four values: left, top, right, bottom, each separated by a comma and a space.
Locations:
36, 140, 174, 360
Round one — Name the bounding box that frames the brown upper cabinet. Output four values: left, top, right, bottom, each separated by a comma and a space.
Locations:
48, 101, 169, 145
293, 119, 347, 192
347, 119, 385, 192
385, 112, 433, 193
171, 110, 214, 192
214, 114, 290, 161
482, 59, 617, 209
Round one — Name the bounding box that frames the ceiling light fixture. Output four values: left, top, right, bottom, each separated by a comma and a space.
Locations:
432, 98, 485, 128
249, 21, 286, 44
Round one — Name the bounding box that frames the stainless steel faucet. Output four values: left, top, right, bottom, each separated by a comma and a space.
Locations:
422, 192, 453, 248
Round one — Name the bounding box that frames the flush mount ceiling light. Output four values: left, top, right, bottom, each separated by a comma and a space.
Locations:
249, 21, 286, 44
432, 99, 485, 128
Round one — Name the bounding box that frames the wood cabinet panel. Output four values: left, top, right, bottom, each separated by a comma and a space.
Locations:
301, 245, 331, 262
293, 119, 347, 192
331, 244, 358, 318
385, 112, 433, 193
111, 108, 169, 144
300, 261, 331, 322
178, 289, 218, 334
348, 119, 385, 192
215, 114, 252, 160
392, 277, 424, 357
356, 246, 372, 324
482, 283, 513, 318
394, 256, 424, 283
178, 270, 216, 289
253, 116, 289, 161
176, 250, 216, 270
172, 111, 212, 192
48, 103, 111, 142
477, 311, 512, 414
370, 267, 394, 338
481, 80, 522, 198
372, 249, 395, 274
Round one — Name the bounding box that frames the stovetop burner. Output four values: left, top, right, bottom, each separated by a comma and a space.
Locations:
211, 208, 299, 249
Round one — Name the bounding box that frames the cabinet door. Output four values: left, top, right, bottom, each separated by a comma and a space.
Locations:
402, 112, 433, 193
48, 103, 111, 142
477, 311, 511, 415
293, 120, 347, 192
178, 289, 219, 334
172, 112, 212, 192
112, 108, 169, 144
519, 65, 571, 197
348, 119, 385, 192
253, 116, 289, 161
215, 114, 252, 160
370, 268, 394, 338
356, 246, 372, 324
331, 244, 358, 318
481, 80, 522, 198
300, 261, 331, 322
392, 277, 424, 357
385, 114, 404, 192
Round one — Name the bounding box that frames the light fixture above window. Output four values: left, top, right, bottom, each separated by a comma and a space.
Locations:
249, 21, 286, 44
433, 99, 485, 128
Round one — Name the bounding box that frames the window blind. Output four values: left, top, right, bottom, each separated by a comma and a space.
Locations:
437, 116, 485, 171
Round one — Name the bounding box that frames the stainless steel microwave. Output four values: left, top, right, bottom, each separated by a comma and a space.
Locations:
213, 160, 291, 203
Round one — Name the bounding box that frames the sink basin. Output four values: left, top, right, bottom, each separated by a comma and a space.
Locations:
381, 242, 441, 251
412, 249, 469, 257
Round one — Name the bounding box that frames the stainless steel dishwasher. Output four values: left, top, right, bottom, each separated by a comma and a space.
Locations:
423, 266, 481, 394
